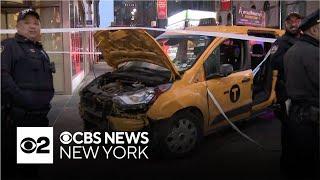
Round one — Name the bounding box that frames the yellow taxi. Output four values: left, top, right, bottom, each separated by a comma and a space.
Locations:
79, 26, 284, 156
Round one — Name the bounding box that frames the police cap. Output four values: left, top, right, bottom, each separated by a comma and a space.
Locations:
299, 9, 320, 31
285, 12, 302, 21
17, 8, 40, 22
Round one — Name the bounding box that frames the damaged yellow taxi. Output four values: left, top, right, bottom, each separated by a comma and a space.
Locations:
79, 26, 284, 156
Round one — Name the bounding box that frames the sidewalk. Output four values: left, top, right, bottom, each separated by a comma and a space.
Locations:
48, 62, 112, 131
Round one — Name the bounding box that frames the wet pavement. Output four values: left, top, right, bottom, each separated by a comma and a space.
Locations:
41, 62, 287, 180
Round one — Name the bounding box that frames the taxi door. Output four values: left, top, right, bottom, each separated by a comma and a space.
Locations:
204, 38, 253, 129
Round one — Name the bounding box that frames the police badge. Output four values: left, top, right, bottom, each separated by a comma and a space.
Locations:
270, 44, 278, 54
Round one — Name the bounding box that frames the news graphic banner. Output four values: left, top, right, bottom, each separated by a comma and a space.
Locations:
59, 131, 149, 160
17, 127, 150, 164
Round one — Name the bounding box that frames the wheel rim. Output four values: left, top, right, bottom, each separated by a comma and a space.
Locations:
165, 118, 197, 154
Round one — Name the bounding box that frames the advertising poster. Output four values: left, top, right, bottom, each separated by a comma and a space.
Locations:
236, 6, 266, 27
157, 0, 167, 19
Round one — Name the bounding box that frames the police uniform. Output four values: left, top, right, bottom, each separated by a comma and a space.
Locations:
1, 9, 54, 179
270, 14, 302, 173
1, 33, 54, 126
283, 9, 319, 178
271, 14, 301, 115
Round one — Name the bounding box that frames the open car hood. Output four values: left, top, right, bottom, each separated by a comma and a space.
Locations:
94, 29, 181, 79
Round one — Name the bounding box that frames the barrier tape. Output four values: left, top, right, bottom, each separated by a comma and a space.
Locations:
0, 26, 277, 43
207, 87, 264, 150
46, 51, 102, 55
252, 49, 272, 77
1, 27, 277, 59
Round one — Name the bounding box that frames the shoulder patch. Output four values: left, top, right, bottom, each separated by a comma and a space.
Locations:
270, 45, 278, 54
0, 45, 4, 53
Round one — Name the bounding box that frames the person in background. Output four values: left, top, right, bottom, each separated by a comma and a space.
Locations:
283, 9, 319, 179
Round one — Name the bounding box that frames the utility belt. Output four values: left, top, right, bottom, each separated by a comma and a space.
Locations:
289, 100, 319, 124
275, 79, 288, 103
9, 106, 50, 125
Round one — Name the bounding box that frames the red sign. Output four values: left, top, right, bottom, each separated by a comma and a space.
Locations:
71, 33, 82, 75
157, 0, 167, 19
221, 0, 231, 11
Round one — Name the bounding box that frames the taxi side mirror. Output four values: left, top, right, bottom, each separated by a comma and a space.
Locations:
220, 64, 233, 76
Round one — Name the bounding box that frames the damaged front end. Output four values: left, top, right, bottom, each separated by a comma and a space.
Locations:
80, 29, 181, 131
79, 66, 172, 131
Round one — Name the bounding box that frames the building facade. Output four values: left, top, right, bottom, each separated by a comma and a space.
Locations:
166, 0, 216, 28
216, 0, 319, 28
114, 0, 157, 27
1, 0, 100, 95
113, 0, 217, 28
167, 0, 215, 17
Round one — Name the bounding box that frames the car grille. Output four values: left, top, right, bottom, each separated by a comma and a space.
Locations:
80, 91, 113, 118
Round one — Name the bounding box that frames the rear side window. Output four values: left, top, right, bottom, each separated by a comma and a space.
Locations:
249, 40, 272, 69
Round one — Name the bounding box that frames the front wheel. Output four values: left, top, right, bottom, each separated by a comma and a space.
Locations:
153, 111, 203, 158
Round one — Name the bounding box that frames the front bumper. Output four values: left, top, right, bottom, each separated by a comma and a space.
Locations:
79, 105, 149, 131
107, 115, 149, 131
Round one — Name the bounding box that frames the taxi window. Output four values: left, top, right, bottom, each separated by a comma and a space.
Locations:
204, 48, 220, 77
219, 39, 243, 71
249, 40, 272, 69
157, 35, 214, 72
204, 39, 245, 78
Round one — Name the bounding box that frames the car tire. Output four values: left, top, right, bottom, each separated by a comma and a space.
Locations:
152, 111, 203, 158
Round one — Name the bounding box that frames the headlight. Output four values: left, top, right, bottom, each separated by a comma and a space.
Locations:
112, 88, 155, 110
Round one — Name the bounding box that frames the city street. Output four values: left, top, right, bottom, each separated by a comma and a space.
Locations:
42, 62, 285, 180
1, 1, 319, 180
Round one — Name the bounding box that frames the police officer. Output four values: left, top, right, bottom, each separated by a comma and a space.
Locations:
1, 8, 54, 178
270, 12, 302, 172
284, 9, 319, 179
271, 12, 302, 120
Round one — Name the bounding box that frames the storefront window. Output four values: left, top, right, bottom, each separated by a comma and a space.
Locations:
71, 32, 84, 77
70, 1, 86, 77
0, 11, 18, 40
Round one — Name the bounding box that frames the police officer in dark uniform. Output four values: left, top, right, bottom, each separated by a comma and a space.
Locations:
1, 8, 55, 179
270, 12, 302, 173
284, 9, 319, 179
271, 12, 302, 120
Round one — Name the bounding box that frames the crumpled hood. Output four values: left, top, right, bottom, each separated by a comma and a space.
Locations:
94, 29, 180, 79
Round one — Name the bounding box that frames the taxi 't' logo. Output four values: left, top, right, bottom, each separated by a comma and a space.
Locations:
230, 84, 240, 103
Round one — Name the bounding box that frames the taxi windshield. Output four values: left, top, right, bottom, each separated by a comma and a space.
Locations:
157, 34, 214, 72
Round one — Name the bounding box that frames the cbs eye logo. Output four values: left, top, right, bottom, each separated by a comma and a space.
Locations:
20, 137, 50, 154
59, 131, 72, 144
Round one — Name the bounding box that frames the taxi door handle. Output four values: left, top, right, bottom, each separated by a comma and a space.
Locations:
242, 77, 251, 83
